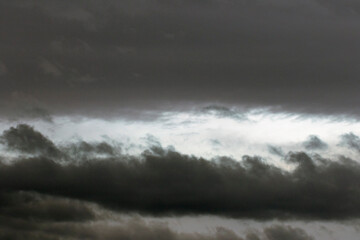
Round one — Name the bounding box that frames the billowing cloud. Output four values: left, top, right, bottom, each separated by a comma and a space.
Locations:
0, 124, 61, 158
0, 125, 360, 219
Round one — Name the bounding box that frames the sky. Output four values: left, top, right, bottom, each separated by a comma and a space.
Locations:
1, 0, 360, 239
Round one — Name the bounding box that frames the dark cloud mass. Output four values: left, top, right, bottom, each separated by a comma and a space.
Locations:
0, 192, 95, 222
1, 0, 360, 116
1, 125, 360, 220
0, 124, 61, 158
0, 124, 119, 160
0, 191, 315, 240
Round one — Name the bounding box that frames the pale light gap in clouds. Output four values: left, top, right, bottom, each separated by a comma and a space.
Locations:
1, 111, 359, 162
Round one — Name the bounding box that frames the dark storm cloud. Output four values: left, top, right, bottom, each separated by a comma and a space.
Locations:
0, 191, 315, 240
0, 193, 316, 240
0, 124, 121, 161
340, 133, 360, 153
0, 192, 95, 222
1, 0, 360, 117
302, 135, 328, 151
0, 124, 61, 158
1, 125, 360, 220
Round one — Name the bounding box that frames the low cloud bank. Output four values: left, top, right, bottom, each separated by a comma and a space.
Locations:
0, 192, 314, 240
0, 125, 360, 220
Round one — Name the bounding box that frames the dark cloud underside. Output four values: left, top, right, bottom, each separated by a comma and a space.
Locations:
0, 125, 359, 220
0, 192, 315, 240
1, 0, 360, 116
0, 192, 95, 222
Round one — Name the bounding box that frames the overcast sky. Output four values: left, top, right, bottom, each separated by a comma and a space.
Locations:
2, 1, 360, 239
2, 0, 360, 117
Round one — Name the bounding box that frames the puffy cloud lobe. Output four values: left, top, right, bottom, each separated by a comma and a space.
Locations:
0, 124, 120, 161
340, 133, 360, 153
0, 124, 61, 158
302, 135, 328, 151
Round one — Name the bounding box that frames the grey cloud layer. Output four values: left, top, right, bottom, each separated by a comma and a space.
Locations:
1, 0, 360, 116
0, 192, 95, 223
0, 192, 315, 240
1, 125, 360, 220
